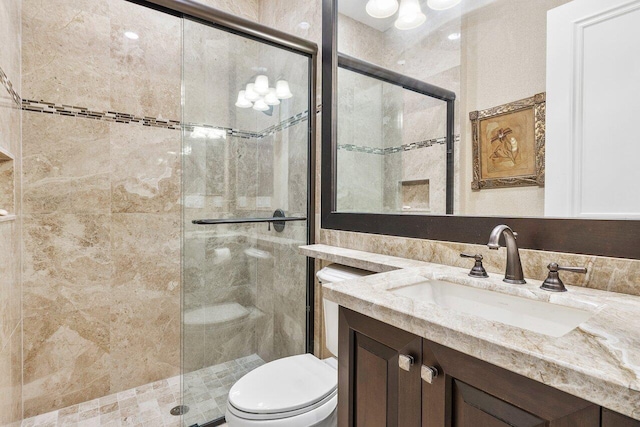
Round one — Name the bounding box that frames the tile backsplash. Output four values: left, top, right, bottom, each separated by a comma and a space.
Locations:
318, 229, 640, 297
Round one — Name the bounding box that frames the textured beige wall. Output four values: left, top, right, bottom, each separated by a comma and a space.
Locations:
458, 0, 570, 216
0, 0, 23, 425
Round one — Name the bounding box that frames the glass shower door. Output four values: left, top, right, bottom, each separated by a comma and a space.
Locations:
181, 17, 311, 427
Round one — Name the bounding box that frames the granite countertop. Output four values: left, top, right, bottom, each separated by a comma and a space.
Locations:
301, 244, 640, 420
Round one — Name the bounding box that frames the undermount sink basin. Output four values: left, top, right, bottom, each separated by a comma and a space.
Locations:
391, 279, 594, 338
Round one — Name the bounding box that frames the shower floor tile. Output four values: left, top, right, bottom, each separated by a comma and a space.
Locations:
20, 354, 264, 427
182, 354, 265, 427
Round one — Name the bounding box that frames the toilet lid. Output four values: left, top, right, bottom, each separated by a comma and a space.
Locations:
228, 354, 337, 415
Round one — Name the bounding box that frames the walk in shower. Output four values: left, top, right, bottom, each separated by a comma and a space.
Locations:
8, 0, 314, 424
180, 8, 315, 427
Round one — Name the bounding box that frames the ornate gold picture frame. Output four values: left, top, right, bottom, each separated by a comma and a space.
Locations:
470, 93, 545, 190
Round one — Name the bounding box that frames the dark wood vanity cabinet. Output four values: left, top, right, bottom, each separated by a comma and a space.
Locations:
338, 307, 639, 427
337, 306, 422, 426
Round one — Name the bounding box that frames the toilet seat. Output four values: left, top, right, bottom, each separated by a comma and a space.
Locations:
227, 354, 337, 421
227, 389, 336, 421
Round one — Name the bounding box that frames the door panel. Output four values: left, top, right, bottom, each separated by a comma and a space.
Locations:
453, 380, 546, 427
546, 0, 640, 218
354, 334, 392, 427
601, 408, 640, 427
339, 307, 422, 427
426, 340, 600, 427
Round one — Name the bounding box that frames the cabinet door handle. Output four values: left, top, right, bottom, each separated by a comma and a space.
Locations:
398, 354, 414, 372
421, 365, 439, 384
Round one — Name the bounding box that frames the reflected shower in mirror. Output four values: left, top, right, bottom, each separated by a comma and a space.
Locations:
336, 65, 452, 214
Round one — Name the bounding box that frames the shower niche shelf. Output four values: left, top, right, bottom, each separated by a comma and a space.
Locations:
401, 179, 430, 213
0, 146, 15, 221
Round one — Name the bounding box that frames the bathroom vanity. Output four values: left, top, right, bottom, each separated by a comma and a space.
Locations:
340, 308, 636, 427
301, 245, 640, 426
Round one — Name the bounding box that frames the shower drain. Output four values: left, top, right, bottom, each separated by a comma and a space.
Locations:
170, 405, 190, 416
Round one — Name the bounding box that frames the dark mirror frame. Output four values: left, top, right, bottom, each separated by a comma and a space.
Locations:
321, 0, 640, 260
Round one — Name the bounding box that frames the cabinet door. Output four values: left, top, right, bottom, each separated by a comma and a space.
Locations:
424, 340, 601, 427
338, 307, 422, 427
601, 408, 640, 427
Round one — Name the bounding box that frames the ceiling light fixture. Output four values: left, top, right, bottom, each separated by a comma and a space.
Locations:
448, 32, 461, 40
365, 0, 399, 18
236, 75, 293, 111
244, 83, 260, 102
124, 31, 139, 40
395, 0, 426, 30
264, 88, 281, 106
275, 80, 293, 99
235, 90, 253, 108
252, 98, 270, 112
254, 75, 270, 95
427, 0, 461, 10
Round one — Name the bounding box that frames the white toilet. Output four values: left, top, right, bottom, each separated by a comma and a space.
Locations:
225, 264, 372, 426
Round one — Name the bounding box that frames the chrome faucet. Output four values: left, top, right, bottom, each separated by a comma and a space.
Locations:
487, 225, 526, 284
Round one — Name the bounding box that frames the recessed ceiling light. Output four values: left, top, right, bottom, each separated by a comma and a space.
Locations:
124, 31, 139, 40
297, 22, 311, 30
448, 32, 461, 40
397, 59, 406, 65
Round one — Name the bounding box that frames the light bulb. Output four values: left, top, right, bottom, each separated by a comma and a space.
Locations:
264, 88, 281, 106
395, 0, 426, 30
252, 98, 269, 111
245, 83, 260, 101
365, 0, 399, 18
235, 90, 253, 108
254, 75, 269, 95
427, 0, 461, 10
275, 80, 293, 99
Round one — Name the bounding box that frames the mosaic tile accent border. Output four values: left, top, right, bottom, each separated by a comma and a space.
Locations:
338, 135, 461, 155
22, 99, 183, 130
22, 98, 309, 139
257, 111, 308, 138
183, 111, 309, 141
0, 66, 21, 107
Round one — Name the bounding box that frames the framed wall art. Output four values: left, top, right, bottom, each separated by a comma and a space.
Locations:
470, 93, 545, 190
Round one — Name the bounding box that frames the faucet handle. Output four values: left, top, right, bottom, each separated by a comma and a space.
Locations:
540, 262, 587, 292
460, 253, 489, 278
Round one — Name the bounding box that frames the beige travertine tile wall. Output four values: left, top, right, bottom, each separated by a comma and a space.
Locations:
0, 0, 23, 425
20, 0, 183, 417
21, 0, 307, 418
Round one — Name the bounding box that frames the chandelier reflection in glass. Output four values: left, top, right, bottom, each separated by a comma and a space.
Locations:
235, 74, 293, 111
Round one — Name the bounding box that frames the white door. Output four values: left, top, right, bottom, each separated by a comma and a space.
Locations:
545, 0, 640, 219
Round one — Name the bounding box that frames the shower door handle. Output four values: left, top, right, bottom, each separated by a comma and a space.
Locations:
193, 209, 306, 232
192, 217, 306, 225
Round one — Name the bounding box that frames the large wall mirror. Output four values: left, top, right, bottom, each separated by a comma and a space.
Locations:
322, 0, 640, 258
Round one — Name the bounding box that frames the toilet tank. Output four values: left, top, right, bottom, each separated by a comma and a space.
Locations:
317, 264, 372, 357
